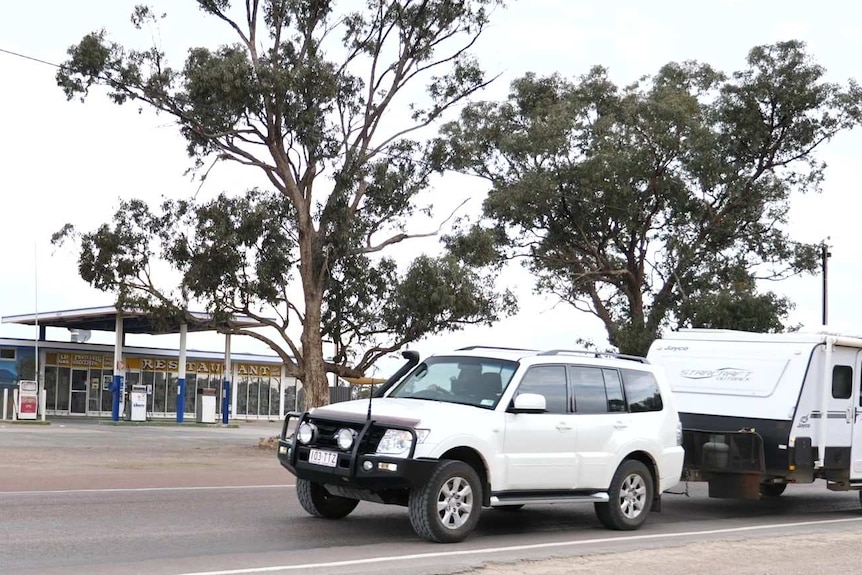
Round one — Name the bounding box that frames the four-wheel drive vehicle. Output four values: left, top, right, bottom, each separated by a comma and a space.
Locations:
277, 347, 685, 543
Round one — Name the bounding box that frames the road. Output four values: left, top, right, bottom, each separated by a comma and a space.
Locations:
2, 420, 862, 575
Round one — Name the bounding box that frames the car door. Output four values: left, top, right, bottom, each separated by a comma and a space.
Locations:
502, 364, 579, 490
569, 365, 630, 489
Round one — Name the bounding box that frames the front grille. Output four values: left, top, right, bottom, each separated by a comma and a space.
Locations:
307, 417, 386, 453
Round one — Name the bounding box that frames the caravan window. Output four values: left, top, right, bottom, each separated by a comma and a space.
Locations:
832, 365, 853, 399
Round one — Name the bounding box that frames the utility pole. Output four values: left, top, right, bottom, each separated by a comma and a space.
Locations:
821, 238, 832, 325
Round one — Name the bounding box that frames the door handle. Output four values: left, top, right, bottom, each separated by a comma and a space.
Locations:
613, 421, 628, 430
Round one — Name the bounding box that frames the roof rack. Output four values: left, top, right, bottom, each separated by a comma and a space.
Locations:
537, 349, 649, 363
456, 345, 538, 352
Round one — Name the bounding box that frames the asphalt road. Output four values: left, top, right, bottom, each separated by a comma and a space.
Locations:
3, 420, 862, 575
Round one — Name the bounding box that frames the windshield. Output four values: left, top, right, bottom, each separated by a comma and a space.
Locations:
387, 356, 518, 409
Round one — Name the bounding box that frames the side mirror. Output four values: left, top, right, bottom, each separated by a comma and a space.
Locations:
509, 393, 546, 414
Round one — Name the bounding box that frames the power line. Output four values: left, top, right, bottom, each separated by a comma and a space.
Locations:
0, 46, 63, 70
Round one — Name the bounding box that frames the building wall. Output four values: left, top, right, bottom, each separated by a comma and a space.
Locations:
0, 340, 300, 420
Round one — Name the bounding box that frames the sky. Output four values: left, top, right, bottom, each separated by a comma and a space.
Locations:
1, 0, 861, 377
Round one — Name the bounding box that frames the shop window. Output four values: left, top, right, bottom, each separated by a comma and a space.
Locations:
0, 348, 15, 360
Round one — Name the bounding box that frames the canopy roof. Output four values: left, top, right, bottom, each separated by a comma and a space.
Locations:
2, 306, 268, 336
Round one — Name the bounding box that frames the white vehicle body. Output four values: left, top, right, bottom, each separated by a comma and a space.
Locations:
279, 347, 685, 541
648, 329, 862, 495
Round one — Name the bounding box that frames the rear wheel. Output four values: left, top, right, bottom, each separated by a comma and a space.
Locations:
296, 478, 359, 519
594, 460, 654, 530
408, 460, 482, 543
759, 482, 787, 497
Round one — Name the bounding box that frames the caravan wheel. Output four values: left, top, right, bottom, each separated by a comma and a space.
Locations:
759, 483, 787, 497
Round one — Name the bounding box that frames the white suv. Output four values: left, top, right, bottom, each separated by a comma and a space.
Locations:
277, 347, 684, 543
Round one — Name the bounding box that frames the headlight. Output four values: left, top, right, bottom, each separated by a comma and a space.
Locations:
375, 429, 430, 457
676, 421, 683, 447
336, 428, 356, 450
297, 422, 316, 445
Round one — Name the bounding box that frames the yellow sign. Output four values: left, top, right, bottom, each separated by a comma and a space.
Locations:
45, 353, 283, 378
47, 353, 112, 368
236, 363, 282, 377
124, 357, 224, 374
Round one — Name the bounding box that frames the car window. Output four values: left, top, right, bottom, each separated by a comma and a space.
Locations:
603, 369, 627, 412
514, 365, 568, 414
569, 366, 611, 414
388, 356, 518, 409
621, 369, 664, 412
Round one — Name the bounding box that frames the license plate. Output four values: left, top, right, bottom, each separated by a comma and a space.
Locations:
308, 449, 339, 468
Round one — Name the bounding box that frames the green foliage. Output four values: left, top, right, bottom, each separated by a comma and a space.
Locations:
53, 1, 511, 404
438, 41, 861, 355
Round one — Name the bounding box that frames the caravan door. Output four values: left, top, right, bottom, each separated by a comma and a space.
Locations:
851, 351, 862, 481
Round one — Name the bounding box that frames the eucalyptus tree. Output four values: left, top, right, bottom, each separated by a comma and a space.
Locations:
437, 41, 861, 354
54, 1, 515, 406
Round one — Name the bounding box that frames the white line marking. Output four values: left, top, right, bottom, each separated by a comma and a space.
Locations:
175, 516, 862, 575
0, 484, 294, 495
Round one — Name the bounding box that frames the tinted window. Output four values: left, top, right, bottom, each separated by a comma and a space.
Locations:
515, 366, 568, 414
569, 366, 609, 414
833, 365, 853, 399
603, 369, 626, 413
621, 369, 664, 412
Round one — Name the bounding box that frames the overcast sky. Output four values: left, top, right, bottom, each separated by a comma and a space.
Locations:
2, 1, 861, 376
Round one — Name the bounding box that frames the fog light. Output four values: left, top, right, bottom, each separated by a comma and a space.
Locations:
362, 460, 374, 471
379, 462, 398, 472
336, 428, 357, 450
297, 422, 316, 445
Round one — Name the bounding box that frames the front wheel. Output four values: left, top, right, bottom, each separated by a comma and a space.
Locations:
408, 460, 482, 543
296, 478, 359, 519
594, 460, 654, 530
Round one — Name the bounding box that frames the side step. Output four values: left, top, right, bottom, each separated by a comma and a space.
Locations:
490, 492, 609, 506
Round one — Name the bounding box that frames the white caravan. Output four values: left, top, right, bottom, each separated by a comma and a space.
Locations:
647, 329, 862, 500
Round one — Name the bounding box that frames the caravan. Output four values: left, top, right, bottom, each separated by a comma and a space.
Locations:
647, 329, 862, 501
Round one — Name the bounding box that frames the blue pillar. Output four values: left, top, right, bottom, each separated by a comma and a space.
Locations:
222, 378, 231, 424
177, 323, 188, 423
112, 312, 125, 422
111, 374, 123, 421
222, 332, 231, 424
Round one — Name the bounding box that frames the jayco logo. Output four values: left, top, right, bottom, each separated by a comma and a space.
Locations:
679, 367, 752, 382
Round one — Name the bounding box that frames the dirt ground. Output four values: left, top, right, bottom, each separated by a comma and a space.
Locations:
468, 532, 859, 574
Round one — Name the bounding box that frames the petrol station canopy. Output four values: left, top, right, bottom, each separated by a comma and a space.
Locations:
1, 305, 267, 336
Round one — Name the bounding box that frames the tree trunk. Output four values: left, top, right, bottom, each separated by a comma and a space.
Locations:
301, 292, 330, 408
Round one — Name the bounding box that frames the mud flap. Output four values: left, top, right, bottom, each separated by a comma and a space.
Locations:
707, 473, 761, 499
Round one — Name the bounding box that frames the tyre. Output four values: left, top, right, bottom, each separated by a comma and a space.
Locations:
408, 460, 482, 543
759, 482, 787, 497
594, 460, 654, 531
296, 478, 359, 519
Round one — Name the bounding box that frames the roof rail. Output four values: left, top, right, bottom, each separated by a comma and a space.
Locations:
537, 349, 649, 363
456, 345, 538, 352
